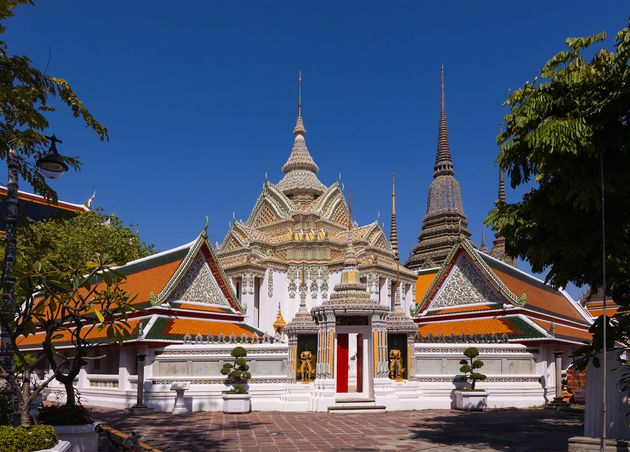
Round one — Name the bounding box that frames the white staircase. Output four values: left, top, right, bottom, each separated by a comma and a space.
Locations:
327, 397, 386, 413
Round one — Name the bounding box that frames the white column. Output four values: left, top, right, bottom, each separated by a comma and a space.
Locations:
118, 347, 132, 390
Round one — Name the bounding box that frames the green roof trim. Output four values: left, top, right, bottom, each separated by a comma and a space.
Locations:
144, 317, 263, 341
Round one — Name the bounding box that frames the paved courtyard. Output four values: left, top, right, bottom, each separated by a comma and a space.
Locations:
93, 407, 583, 451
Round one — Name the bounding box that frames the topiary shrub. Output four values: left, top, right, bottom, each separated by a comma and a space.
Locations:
38, 404, 92, 425
459, 347, 487, 390
0, 425, 58, 451
220, 346, 252, 394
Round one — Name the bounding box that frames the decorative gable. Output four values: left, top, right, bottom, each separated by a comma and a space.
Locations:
430, 253, 505, 309
166, 253, 227, 305
253, 201, 280, 227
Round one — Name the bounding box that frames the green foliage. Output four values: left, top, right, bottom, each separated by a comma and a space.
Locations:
10, 209, 154, 277
223, 346, 251, 394
0, 392, 14, 425
485, 21, 630, 290
0, 0, 108, 200
459, 347, 487, 390
0, 424, 58, 451
38, 404, 92, 425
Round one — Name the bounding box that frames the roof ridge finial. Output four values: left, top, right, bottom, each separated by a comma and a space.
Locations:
433, 65, 455, 178
390, 172, 399, 260
298, 70, 303, 118
480, 227, 487, 253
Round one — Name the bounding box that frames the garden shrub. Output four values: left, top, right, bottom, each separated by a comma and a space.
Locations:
0, 425, 58, 451
38, 404, 92, 425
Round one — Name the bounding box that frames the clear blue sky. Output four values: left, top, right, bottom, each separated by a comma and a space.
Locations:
5, 1, 628, 298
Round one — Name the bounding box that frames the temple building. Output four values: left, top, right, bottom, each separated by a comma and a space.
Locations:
14, 70, 595, 413
216, 73, 417, 335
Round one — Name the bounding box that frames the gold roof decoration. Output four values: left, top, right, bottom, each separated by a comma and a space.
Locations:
273, 303, 287, 332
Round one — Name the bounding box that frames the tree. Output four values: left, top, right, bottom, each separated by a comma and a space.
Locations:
4, 254, 134, 425
1, 209, 153, 419
0, 0, 107, 200
0, 0, 111, 424
486, 21, 630, 291
14, 209, 154, 273
486, 22, 630, 372
458, 347, 486, 390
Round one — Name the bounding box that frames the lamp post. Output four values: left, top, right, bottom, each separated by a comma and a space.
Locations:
0, 135, 68, 416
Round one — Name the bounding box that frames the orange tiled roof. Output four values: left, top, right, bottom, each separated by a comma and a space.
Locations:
418, 317, 521, 336
431, 304, 494, 316
589, 308, 619, 317
17, 318, 142, 348
531, 319, 592, 342
117, 259, 183, 305
148, 318, 257, 339
489, 264, 588, 324
416, 271, 438, 303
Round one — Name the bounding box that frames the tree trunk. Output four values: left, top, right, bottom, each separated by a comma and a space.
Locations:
19, 370, 31, 426
62, 378, 76, 406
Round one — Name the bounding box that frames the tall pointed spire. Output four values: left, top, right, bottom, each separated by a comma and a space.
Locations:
343, 190, 358, 271
480, 227, 488, 253
491, 168, 516, 267
277, 71, 326, 200
406, 67, 471, 270
434, 65, 455, 178
390, 172, 399, 259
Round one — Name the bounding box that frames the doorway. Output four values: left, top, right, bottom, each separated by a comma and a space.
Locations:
335, 320, 373, 397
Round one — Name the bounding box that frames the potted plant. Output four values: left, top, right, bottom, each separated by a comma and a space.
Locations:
221, 346, 252, 414
454, 347, 488, 411
38, 404, 98, 451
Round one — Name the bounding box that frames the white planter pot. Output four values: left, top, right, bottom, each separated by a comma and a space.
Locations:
222, 393, 251, 414
36, 440, 72, 452
35, 441, 72, 452
52, 422, 99, 452
455, 390, 488, 411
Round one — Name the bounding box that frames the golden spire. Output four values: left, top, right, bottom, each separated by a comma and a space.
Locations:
273, 302, 287, 332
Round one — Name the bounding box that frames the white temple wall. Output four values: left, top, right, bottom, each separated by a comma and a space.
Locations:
531, 343, 580, 403
42, 340, 566, 412
412, 342, 546, 409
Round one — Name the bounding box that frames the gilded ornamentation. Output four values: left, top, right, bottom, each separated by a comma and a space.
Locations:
298, 350, 315, 382
389, 349, 404, 380
166, 254, 224, 305
431, 253, 503, 309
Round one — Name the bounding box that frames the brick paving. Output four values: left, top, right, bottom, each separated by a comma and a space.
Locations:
92, 407, 583, 451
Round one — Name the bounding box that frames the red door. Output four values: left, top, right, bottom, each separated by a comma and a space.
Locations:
336, 334, 348, 393
356, 334, 363, 393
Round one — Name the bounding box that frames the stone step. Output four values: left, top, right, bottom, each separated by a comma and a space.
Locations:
328, 404, 386, 413
334, 397, 375, 404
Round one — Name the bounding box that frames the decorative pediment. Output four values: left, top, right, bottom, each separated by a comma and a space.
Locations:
328, 199, 350, 227
246, 183, 295, 227
429, 252, 505, 309
165, 253, 227, 305
252, 200, 282, 228
220, 230, 245, 252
